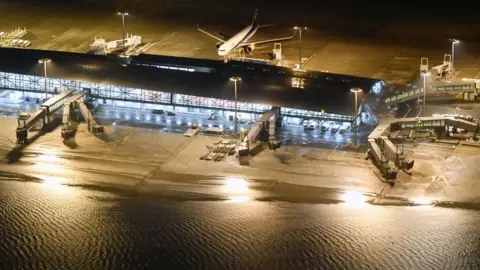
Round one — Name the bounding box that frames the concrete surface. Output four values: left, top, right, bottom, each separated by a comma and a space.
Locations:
0, 2, 479, 86
0, 105, 478, 205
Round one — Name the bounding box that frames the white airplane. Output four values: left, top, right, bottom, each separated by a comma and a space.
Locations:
197, 9, 297, 60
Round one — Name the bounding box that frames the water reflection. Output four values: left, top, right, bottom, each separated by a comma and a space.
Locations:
37, 153, 60, 162
39, 176, 76, 196
227, 196, 251, 203
34, 152, 65, 173
223, 177, 251, 202
410, 196, 434, 206
41, 175, 66, 188
341, 190, 367, 208
34, 163, 65, 173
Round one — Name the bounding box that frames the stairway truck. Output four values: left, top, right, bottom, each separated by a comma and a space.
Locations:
368, 139, 397, 180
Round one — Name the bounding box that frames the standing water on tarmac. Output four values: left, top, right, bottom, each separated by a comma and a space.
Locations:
0, 180, 479, 269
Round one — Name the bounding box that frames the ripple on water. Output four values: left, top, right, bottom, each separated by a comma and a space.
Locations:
0, 181, 479, 269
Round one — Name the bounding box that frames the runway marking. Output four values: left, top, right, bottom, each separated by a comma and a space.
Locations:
42, 28, 75, 50
403, 103, 411, 118
372, 46, 405, 79
326, 144, 340, 160
72, 38, 94, 53
415, 101, 422, 118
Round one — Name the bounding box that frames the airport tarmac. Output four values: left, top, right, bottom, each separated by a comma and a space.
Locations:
0, 100, 478, 204
1, 2, 479, 86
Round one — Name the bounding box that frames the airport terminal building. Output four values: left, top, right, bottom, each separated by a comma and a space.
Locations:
0, 48, 384, 124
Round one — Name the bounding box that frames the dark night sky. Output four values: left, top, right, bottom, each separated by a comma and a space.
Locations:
7, 0, 480, 16
2, 0, 479, 42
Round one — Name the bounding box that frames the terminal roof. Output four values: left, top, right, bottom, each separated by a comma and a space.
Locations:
0, 48, 380, 115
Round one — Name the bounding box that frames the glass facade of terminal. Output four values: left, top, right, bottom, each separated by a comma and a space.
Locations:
0, 71, 355, 123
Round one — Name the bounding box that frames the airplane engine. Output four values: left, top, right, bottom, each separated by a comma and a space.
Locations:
216, 42, 223, 49
244, 44, 255, 53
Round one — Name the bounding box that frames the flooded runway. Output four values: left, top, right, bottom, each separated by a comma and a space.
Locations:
1, 179, 479, 269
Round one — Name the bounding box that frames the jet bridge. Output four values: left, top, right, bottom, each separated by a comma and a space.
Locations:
367, 115, 480, 181
239, 106, 280, 156
61, 91, 103, 139
384, 82, 478, 106
16, 90, 75, 143
390, 116, 479, 133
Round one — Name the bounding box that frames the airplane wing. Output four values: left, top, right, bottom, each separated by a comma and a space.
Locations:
197, 24, 226, 43
239, 29, 297, 46
218, 32, 231, 40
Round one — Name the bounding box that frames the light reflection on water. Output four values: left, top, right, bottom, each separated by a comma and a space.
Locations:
341, 190, 368, 208
34, 163, 65, 173
410, 196, 434, 205
38, 175, 77, 197
0, 180, 479, 269
223, 177, 249, 193
223, 177, 251, 202
37, 153, 61, 162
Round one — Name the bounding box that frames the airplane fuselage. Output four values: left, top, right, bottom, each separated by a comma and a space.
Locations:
218, 23, 258, 56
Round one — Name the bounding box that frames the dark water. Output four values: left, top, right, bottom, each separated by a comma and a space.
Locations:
1, 180, 479, 269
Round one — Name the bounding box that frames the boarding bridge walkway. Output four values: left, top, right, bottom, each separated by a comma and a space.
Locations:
390, 116, 479, 133
383, 82, 478, 106
447, 118, 480, 133
61, 91, 103, 139
239, 106, 280, 156
367, 115, 479, 181
16, 90, 75, 143
246, 107, 280, 145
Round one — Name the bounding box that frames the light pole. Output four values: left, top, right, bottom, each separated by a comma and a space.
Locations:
293, 26, 307, 69
350, 88, 363, 147
230, 77, 241, 137
422, 71, 431, 116
117, 12, 129, 57
449, 39, 459, 71
38, 58, 51, 100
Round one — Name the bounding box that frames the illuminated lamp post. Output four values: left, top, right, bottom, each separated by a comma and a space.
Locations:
230, 77, 241, 137
449, 39, 459, 71
350, 87, 363, 147
117, 12, 129, 57
293, 26, 307, 69
422, 71, 431, 116
38, 58, 51, 100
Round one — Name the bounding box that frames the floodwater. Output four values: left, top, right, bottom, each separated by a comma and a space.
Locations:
1, 178, 479, 269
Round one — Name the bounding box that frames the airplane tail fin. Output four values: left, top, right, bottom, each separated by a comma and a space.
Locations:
252, 8, 259, 24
